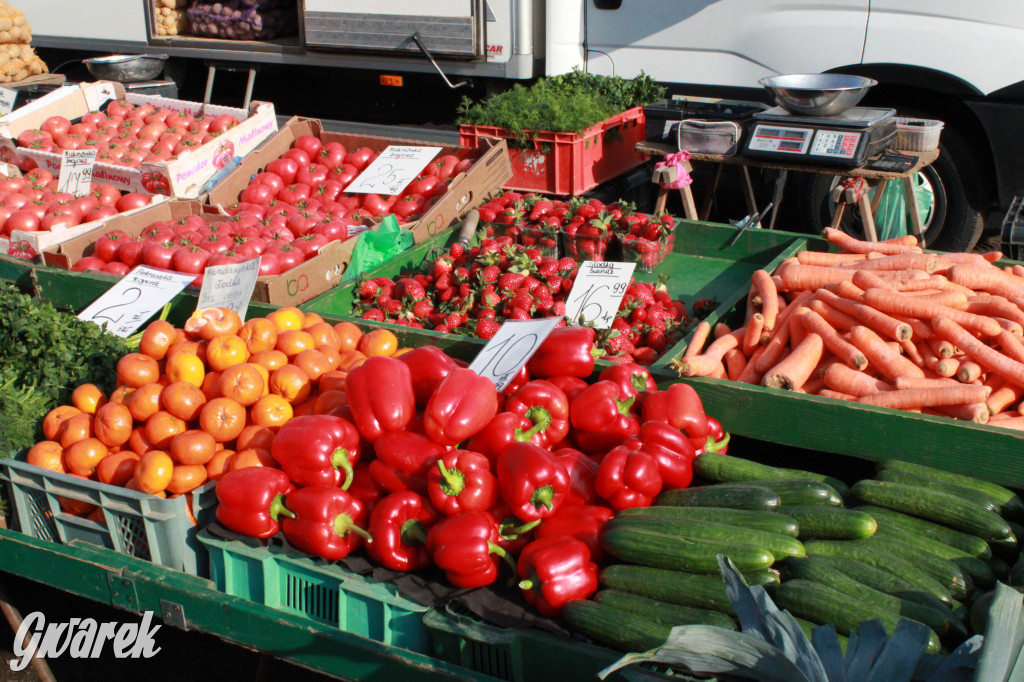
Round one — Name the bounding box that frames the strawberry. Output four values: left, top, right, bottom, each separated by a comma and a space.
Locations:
435, 272, 453, 291
358, 278, 381, 300
411, 300, 434, 319
476, 318, 502, 339
433, 323, 451, 334
557, 257, 576, 272
528, 198, 554, 221
478, 264, 501, 285
445, 312, 467, 328
508, 290, 535, 312
383, 299, 403, 316
498, 272, 526, 292
632, 346, 658, 366
449, 241, 466, 260
433, 255, 454, 278
509, 306, 532, 320
645, 327, 668, 352
552, 301, 567, 317
692, 297, 717, 319
360, 308, 385, 321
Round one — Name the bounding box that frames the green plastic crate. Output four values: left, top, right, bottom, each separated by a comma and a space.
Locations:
0, 457, 217, 575
199, 526, 432, 654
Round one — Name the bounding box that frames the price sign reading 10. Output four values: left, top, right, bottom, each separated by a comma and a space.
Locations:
468, 317, 561, 392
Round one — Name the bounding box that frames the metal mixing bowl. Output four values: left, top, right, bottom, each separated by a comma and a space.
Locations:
758, 73, 877, 116
83, 54, 168, 83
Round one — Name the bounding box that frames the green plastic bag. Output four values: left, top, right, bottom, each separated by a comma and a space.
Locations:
870, 174, 933, 242
342, 215, 414, 282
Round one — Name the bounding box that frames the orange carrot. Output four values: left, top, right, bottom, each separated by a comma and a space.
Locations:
932, 316, 1024, 388
851, 270, 895, 292
957, 359, 984, 382
893, 315, 932, 341
966, 295, 1024, 329
801, 376, 827, 395
751, 269, 778, 331
834, 280, 867, 301
818, 389, 858, 402
986, 379, 1024, 416
789, 306, 810, 347
1012, 264, 1024, 278
841, 253, 937, 273
737, 345, 768, 385
934, 356, 961, 378
849, 324, 925, 381
858, 384, 991, 410
724, 348, 748, 381
806, 298, 857, 332
797, 251, 869, 266
892, 276, 976, 296
948, 263, 1024, 299
822, 362, 893, 397
981, 251, 1005, 263
713, 323, 732, 339
918, 341, 940, 371
926, 404, 991, 423
762, 332, 824, 391
743, 313, 765, 357
822, 227, 923, 255
899, 339, 925, 368
861, 287, 1004, 338
928, 337, 955, 359
894, 376, 959, 391
998, 330, 1024, 363
903, 290, 971, 310
987, 416, 1024, 431
815, 289, 913, 341
674, 329, 743, 377
881, 234, 921, 247
990, 410, 1022, 421
799, 308, 867, 370
995, 318, 1024, 336
683, 321, 711, 359
778, 263, 857, 291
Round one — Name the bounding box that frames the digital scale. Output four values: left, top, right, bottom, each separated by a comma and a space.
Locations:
742, 106, 897, 168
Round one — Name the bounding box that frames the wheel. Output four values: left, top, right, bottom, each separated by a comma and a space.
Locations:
795, 122, 987, 252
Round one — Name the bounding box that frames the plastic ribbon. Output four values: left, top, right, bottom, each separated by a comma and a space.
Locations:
654, 150, 693, 189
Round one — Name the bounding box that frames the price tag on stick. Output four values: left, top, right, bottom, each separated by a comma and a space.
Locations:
468, 317, 561, 392
564, 260, 636, 329
0, 86, 17, 117
57, 148, 98, 197
78, 265, 196, 338
345, 145, 442, 195
196, 257, 261, 320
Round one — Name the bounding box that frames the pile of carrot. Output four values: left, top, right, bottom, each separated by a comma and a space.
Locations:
671, 227, 1024, 430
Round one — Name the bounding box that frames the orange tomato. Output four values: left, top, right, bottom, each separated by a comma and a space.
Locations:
58, 496, 97, 517
26, 440, 66, 474
333, 321, 363, 352
93, 402, 134, 448
206, 334, 250, 372
166, 464, 208, 495
313, 389, 348, 415
229, 447, 277, 471
217, 363, 265, 407
236, 424, 277, 451
292, 396, 319, 418
65, 437, 109, 477
134, 450, 174, 494
316, 345, 343, 371
292, 348, 332, 382
318, 369, 348, 393
205, 449, 235, 481
268, 364, 312, 405
165, 350, 206, 387
275, 329, 316, 357
59, 413, 94, 448
200, 370, 222, 400
139, 319, 179, 360
116, 352, 161, 388
392, 347, 412, 358
249, 349, 289, 372
249, 394, 293, 428
301, 311, 325, 328
108, 385, 135, 405
161, 381, 208, 422
303, 321, 340, 350
145, 410, 187, 450
127, 427, 153, 456
169, 429, 217, 465
336, 349, 367, 371
42, 405, 82, 442
166, 339, 205, 365
198, 397, 247, 443
71, 383, 107, 414
358, 329, 398, 357
238, 317, 278, 354
126, 382, 163, 422
96, 451, 140, 487
184, 307, 244, 341
266, 306, 304, 332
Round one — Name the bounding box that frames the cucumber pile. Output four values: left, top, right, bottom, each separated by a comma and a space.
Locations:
562, 452, 1024, 657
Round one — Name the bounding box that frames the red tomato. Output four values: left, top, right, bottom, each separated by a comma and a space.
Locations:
188, 116, 212, 134
282, 148, 311, 167
71, 256, 107, 273
95, 229, 130, 262
68, 122, 97, 138
105, 100, 135, 119
346, 147, 376, 171
57, 133, 86, 151
142, 240, 178, 269
260, 225, 295, 243
296, 163, 329, 187
313, 218, 351, 243
81, 112, 108, 127
198, 233, 234, 255
138, 121, 168, 141
129, 104, 156, 121
0, 193, 29, 209
172, 246, 212, 277
293, 135, 324, 160
5, 210, 40, 233
86, 205, 120, 224
208, 114, 237, 134
41, 209, 81, 231
256, 251, 280, 276
72, 194, 100, 218
93, 184, 122, 207
208, 251, 243, 267
15, 129, 54, 152
117, 238, 148, 267
233, 238, 267, 260
117, 193, 151, 212
291, 232, 329, 258
240, 183, 275, 205
330, 164, 359, 188
267, 244, 303, 272
392, 194, 425, 219
360, 193, 390, 217
406, 175, 441, 198
454, 158, 475, 175
265, 158, 299, 185
24, 168, 55, 187
165, 112, 193, 129
0, 177, 25, 193
102, 261, 131, 276
278, 183, 311, 206
41, 116, 72, 141
317, 142, 346, 171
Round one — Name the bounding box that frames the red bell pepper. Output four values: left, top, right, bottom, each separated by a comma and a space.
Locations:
598, 362, 657, 400
366, 490, 438, 572
526, 326, 605, 378
345, 355, 416, 442
696, 416, 730, 455
623, 420, 697, 490
641, 383, 709, 446
516, 535, 599, 617
426, 510, 514, 588
496, 442, 570, 522
546, 375, 589, 403
594, 444, 663, 510
569, 380, 640, 455
489, 499, 542, 555
369, 428, 446, 494
215, 467, 294, 539
500, 364, 531, 396
398, 345, 457, 410
555, 447, 600, 507
534, 504, 614, 562
466, 412, 550, 465
270, 414, 361, 489
280, 485, 371, 560
504, 379, 570, 447
427, 450, 499, 516
423, 367, 499, 447
348, 460, 387, 514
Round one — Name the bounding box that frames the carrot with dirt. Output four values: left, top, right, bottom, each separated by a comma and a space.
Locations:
958, 361, 984, 384
899, 339, 925, 368
799, 308, 867, 370
928, 403, 991, 423
849, 324, 925, 381
683, 320, 712, 359
934, 356, 961, 378
761, 332, 825, 391
861, 287, 1003, 337
858, 384, 992, 410
985, 379, 1024, 416
822, 227, 922, 255
932, 316, 1024, 388
751, 269, 779, 331
815, 289, 913, 341
822, 362, 893, 397
672, 329, 744, 377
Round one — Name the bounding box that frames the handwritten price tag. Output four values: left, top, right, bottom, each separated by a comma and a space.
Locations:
197, 257, 261, 319
345, 145, 442, 195
78, 265, 196, 338
564, 260, 636, 329
0, 87, 17, 117
468, 317, 561, 392
57, 148, 98, 197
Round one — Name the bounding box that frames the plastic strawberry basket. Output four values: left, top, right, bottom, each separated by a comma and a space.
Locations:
458, 107, 649, 196
198, 525, 432, 654
0, 456, 217, 576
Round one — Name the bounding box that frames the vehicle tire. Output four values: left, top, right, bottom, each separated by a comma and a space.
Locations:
795, 122, 986, 252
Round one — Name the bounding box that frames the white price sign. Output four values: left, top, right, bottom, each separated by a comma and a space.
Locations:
564, 260, 636, 329
78, 266, 196, 337
196, 257, 261, 320
0, 87, 17, 117
57, 148, 98, 197
468, 317, 561, 392
345, 145, 442, 195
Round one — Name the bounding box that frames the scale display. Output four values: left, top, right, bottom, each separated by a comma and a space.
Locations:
741, 106, 896, 168
747, 124, 861, 160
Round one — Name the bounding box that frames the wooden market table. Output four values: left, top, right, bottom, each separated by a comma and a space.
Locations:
637, 139, 940, 242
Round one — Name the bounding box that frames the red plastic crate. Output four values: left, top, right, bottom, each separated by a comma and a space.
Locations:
459, 107, 649, 196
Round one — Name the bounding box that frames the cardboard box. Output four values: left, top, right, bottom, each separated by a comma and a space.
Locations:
41, 199, 356, 307
0, 81, 278, 199
205, 117, 512, 244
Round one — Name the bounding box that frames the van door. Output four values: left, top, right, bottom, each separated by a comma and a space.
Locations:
582, 0, 869, 88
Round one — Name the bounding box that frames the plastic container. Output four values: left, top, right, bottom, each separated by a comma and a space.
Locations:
0, 457, 217, 576
458, 107, 648, 196
562, 230, 610, 262
199, 526, 432, 653
520, 224, 560, 257
620, 236, 668, 273
893, 117, 944, 152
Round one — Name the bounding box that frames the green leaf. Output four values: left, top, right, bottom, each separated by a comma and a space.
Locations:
976, 582, 1024, 681
864, 618, 933, 682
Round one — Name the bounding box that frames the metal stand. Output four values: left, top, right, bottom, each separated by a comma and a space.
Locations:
203, 62, 259, 109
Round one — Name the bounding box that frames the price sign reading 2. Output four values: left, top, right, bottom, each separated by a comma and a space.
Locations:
77, 265, 197, 338
468, 318, 561, 392
86, 286, 143, 327
564, 261, 636, 329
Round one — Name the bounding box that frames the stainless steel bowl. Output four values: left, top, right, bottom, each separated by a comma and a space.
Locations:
84, 54, 168, 83
758, 73, 877, 116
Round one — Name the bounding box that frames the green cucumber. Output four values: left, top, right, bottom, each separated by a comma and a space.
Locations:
858, 505, 992, 560
803, 539, 954, 606
738, 479, 843, 507
873, 524, 995, 586
561, 599, 671, 653
594, 589, 737, 630
605, 515, 805, 559
655, 483, 782, 511
617, 505, 799, 537
693, 453, 852, 498
831, 535, 972, 600
601, 527, 776, 573
784, 505, 877, 540
785, 555, 950, 636
851, 479, 1013, 542
991, 555, 1012, 582
876, 459, 1024, 517
598, 564, 780, 614
774, 580, 941, 654
875, 468, 1003, 513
